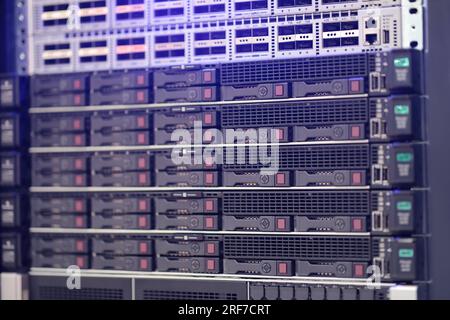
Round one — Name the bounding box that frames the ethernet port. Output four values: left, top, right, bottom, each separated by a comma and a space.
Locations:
365, 33, 379, 45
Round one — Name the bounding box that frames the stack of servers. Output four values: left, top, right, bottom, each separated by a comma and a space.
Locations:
28, 0, 425, 300
0, 75, 29, 285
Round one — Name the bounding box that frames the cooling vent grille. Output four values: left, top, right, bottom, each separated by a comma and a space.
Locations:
223, 145, 370, 170
223, 236, 371, 261
220, 54, 368, 84
222, 191, 370, 215
142, 290, 238, 300
38, 287, 124, 300
221, 99, 368, 127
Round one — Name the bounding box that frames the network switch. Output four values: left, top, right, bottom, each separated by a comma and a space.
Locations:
30, 0, 412, 36
30, 274, 400, 300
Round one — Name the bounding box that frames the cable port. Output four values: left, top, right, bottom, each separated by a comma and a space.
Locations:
370, 73, 381, 92
372, 165, 382, 184
380, 74, 387, 90
383, 30, 390, 44
372, 211, 385, 232
371, 118, 388, 139
370, 118, 382, 138
372, 165, 388, 185
373, 257, 385, 277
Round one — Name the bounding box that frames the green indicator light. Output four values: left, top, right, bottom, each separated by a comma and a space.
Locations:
397, 153, 413, 163
395, 105, 410, 115
399, 249, 414, 258
395, 57, 410, 68
397, 201, 412, 211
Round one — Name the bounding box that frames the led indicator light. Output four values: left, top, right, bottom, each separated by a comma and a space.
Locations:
395, 105, 410, 115
399, 249, 414, 258
397, 201, 412, 211
394, 57, 410, 68
397, 152, 413, 163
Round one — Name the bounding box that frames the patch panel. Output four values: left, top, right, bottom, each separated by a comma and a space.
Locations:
150, 0, 188, 25
28, 4, 422, 74
113, 35, 149, 69
30, 274, 410, 300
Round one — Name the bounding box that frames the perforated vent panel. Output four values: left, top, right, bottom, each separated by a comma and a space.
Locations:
38, 287, 124, 300
223, 145, 370, 170
221, 99, 369, 128
222, 191, 370, 215
223, 236, 371, 261
142, 290, 238, 300
220, 54, 368, 84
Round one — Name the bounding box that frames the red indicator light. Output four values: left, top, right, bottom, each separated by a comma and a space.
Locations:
204, 199, 215, 212
205, 173, 215, 185
203, 113, 213, 125
278, 262, 288, 274
138, 173, 147, 185
140, 258, 148, 270
276, 218, 287, 230
139, 242, 148, 254
205, 217, 215, 229
351, 125, 361, 138
203, 71, 213, 82
354, 263, 365, 277
138, 216, 147, 228
207, 243, 216, 254
76, 257, 85, 268
139, 199, 147, 211
137, 116, 146, 128
203, 88, 213, 100
352, 172, 362, 185
76, 240, 85, 252
276, 173, 286, 185
352, 218, 363, 232
275, 84, 284, 96
74, 134, 83, 146
75, 200, 84, 212
207, 259, 215, 270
